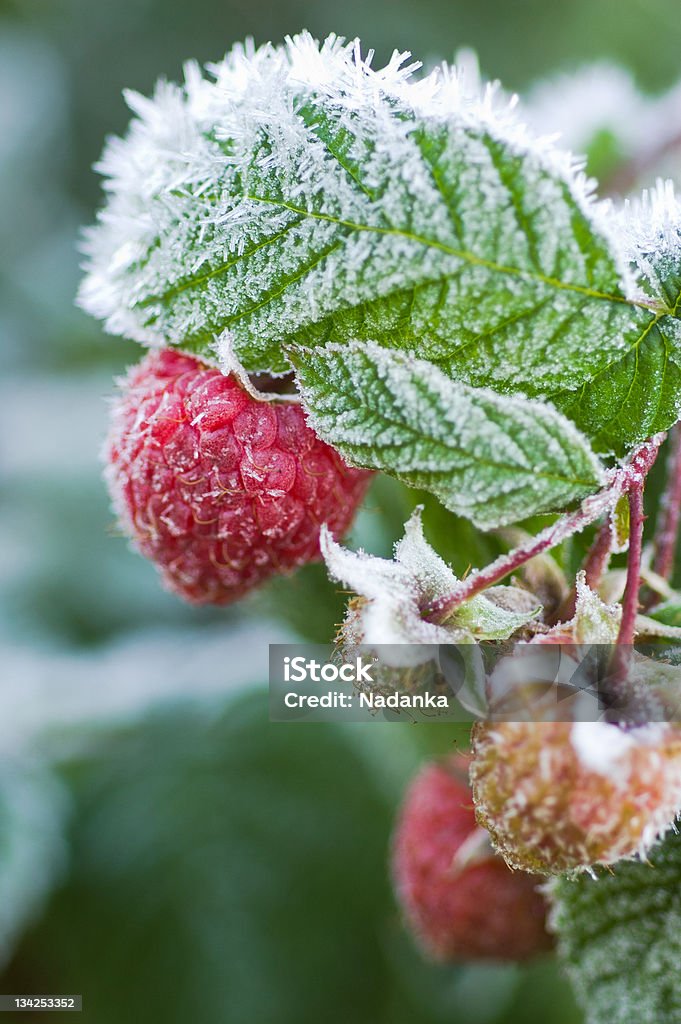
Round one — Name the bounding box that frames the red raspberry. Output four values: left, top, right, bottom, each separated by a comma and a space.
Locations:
391, 757, 552, 962
104, 349, 372, 604
470, 720, 681, 875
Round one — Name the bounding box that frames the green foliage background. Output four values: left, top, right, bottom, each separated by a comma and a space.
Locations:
2, 0, 681, 1021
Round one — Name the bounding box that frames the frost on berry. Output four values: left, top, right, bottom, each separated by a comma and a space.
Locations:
392, 758, 552, 962
470, 720, 681, 876
104, 349, 372, 604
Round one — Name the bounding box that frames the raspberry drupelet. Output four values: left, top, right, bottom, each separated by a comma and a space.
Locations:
104, 349, 373, 604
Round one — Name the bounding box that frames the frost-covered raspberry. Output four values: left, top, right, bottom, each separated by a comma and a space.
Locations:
392, 758, 552, 962
470, 720, 681, 875
104, 349, 372, 604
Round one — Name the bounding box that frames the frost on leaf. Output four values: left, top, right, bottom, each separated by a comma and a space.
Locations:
552, 181, 681, 454
322, 507, 539, 667
552, 828, 681, 1024
294, 341, 605, 529
79, 33, 681, 454
571, 571, 621, 644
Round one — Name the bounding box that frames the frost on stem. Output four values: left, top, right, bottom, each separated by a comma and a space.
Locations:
426, 435, 665, 624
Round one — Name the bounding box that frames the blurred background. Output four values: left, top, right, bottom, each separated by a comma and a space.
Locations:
2, 0, 681, 1020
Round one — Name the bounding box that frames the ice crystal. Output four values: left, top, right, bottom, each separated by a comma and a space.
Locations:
618, 180, 681, 305
80, 33, 646, 391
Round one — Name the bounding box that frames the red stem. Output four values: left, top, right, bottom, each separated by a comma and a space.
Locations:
424, 435, 665, 624
616, 482, 646, 647
584, 517, 615, 590
653, 423, 681, 583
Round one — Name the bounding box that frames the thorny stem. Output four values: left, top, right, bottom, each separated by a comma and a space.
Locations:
424, 435, 666, 624
652, 423, 681, 585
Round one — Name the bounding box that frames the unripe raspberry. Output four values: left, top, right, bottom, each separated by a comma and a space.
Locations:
470, 720, 681, 875
392, 758, 552, 962
104, 349, 372, 604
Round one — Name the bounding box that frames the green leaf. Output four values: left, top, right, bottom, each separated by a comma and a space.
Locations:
552, 829, 681, 1024
291, 341, 604, 529
79, 36, 681, 453
551, 318, 681, 454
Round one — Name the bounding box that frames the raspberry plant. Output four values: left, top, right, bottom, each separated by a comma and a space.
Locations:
81, 32, 681, 1024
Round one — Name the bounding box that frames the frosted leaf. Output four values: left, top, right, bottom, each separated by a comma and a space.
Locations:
571, 571, 621, 644
453, 585, 541, 639
618, 180, 681, 301
79, 34, 681, 454
635, 614, 681, 641
552, 828, 681, 1024
322, 508, 540, 664
294, 340, 605, 529
551, 180, 681, 454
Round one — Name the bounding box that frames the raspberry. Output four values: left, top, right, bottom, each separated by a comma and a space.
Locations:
470, 720, 681, 875
104, 349, 372, 604
391, 757, 552, 962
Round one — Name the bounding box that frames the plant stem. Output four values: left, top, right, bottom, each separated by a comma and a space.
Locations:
616, 482, 646, 647
425, 435, 665, 624
584, 518, 614, 589
653, 423, 681, 584
609, 478, 649, 701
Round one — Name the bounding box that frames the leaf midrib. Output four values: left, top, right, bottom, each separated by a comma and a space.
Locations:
140, 188, 671, 326
240, 192, 667, 315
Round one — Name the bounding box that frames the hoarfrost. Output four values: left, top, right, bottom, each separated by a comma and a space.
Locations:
322, 507, 539, 662
552, 828, 681, 1024
297, 340, 605, 529
572, 571, 621, 644
79, 32, 653, 396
